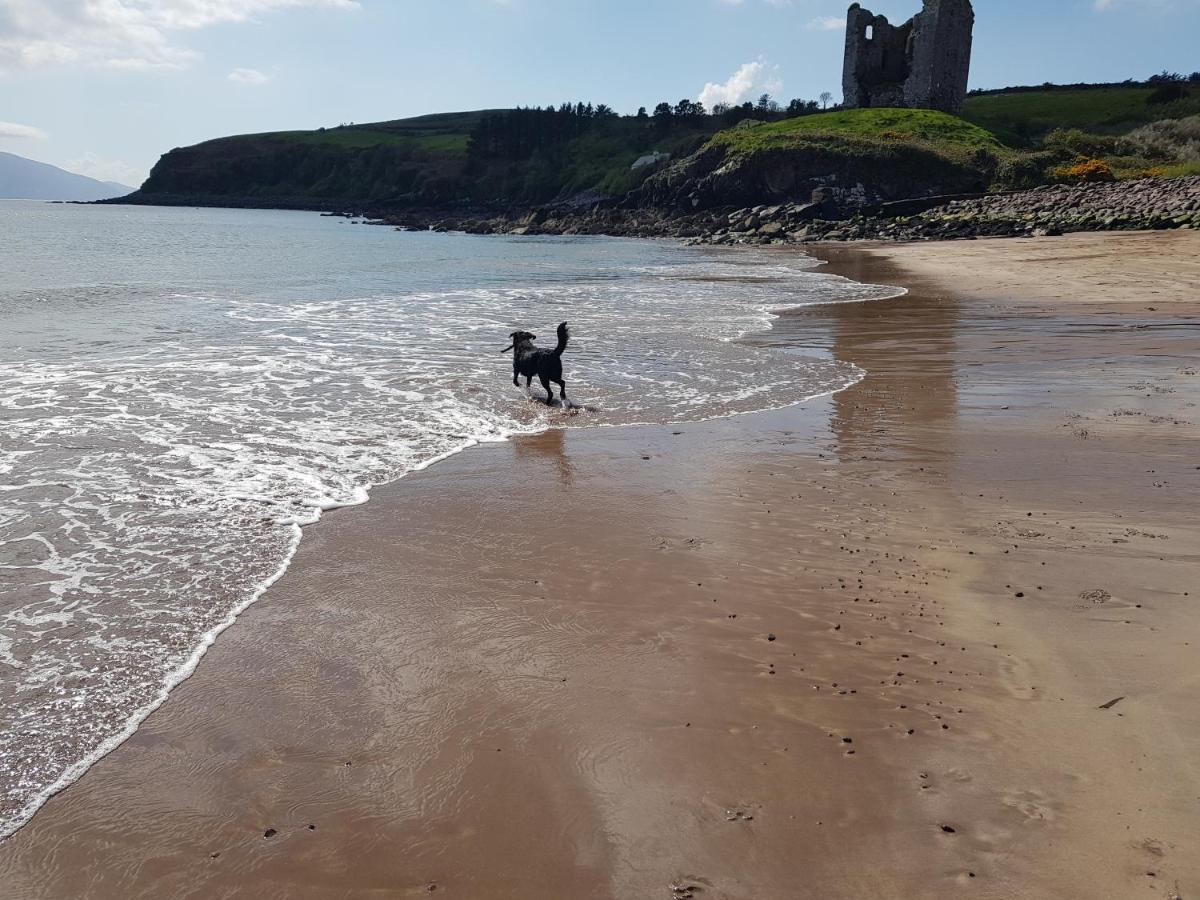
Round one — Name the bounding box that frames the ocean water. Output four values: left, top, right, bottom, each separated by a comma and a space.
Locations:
0, 201, 901, 838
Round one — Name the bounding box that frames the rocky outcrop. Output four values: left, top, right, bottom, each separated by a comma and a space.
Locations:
373, 176, 1200, 245
758, 175, 1200, 244
629, 139, 991, 214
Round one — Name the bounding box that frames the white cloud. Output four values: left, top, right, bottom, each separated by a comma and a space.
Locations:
808, 15, 846, 30
65, 152, 145, 187
699, 59, 783, 109
229, 66, 269, 84
0, 120, 47, 139
0, 0, 359, 71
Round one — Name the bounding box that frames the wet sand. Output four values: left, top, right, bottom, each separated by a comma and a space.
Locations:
1, 231, 1197, 899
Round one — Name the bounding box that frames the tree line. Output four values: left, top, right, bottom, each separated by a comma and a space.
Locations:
968, 71, 1200, 97
468, 94, 835, 161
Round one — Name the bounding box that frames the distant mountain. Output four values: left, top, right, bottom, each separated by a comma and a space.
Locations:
0, 151, 136, 201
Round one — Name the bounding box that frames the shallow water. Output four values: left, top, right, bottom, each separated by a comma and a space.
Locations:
0, 201, 901, 838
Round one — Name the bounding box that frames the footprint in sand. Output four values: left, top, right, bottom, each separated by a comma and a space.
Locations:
1001, 789, 1058, 823
670, 876, 711, 898
724, 806, 758, 823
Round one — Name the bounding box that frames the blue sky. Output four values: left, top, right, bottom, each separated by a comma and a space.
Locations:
0, 0, 1196, 187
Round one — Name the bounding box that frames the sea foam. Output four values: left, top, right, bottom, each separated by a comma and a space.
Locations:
0, 206, 902, 839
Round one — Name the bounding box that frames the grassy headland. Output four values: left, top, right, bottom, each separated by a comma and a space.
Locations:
118, 80, 1200, 215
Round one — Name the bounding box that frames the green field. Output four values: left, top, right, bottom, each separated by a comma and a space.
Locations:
711, 108, 1004, 156
964, 86, 1200, 145
217, 110, 491, 155
268, 129, 470, 154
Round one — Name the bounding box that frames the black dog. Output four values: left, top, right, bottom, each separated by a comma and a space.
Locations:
502, 322, 569, 404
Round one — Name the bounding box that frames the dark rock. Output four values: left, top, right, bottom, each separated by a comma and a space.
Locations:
354, 175, 1199, 247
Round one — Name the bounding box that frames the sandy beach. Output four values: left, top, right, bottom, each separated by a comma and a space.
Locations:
1, 230, 1197, 900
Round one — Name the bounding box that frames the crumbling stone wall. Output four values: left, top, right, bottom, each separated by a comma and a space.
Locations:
842, 0, 974, 115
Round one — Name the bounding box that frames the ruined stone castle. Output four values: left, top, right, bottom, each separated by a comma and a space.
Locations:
842, 0, 974, 115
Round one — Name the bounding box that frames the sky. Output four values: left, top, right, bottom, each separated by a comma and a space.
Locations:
0, 0, 1197, 187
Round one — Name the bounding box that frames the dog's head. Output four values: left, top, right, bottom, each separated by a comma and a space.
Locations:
501, 330, 536, 354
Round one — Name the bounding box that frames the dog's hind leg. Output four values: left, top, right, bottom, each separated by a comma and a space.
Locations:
554, 378, 567, 404
538, 374, 555, 404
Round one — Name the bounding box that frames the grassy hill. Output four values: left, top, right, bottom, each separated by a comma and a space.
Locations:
123, 82, 1200, 212
133, 108, 716, 208
964, 85, 1200, 145
714, 108, 1004, 154
221, 111, 490, 153
136, 112, 484, 206
708, 108, 1005, 180
635, 108, 1003, 211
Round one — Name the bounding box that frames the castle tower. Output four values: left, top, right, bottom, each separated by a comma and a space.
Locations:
904, 0, 974, 114
842, 0, 974, 115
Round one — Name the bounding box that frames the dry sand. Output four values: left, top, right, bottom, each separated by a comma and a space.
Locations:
1, 231, 1197, 900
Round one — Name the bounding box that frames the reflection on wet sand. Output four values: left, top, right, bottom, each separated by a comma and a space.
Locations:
513, 427, 575, 486
818, 249, 960, 465
744, 247, 960, 464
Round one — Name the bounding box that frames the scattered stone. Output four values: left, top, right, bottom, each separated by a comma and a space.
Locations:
370, 176, 1200, 248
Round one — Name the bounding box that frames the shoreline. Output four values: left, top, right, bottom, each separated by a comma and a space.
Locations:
0, 240, 895, 844
99, 173, 1200, 246
2, 231, 1197, 898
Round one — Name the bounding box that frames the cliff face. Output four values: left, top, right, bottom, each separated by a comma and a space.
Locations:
633, 134, 993, 214
121, 113, 493, 210
132, 135, 466, 209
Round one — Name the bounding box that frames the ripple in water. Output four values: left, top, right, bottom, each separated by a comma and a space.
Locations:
0, 203, 902, 838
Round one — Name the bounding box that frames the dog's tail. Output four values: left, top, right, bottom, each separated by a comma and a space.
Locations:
553, 322, 570, 357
